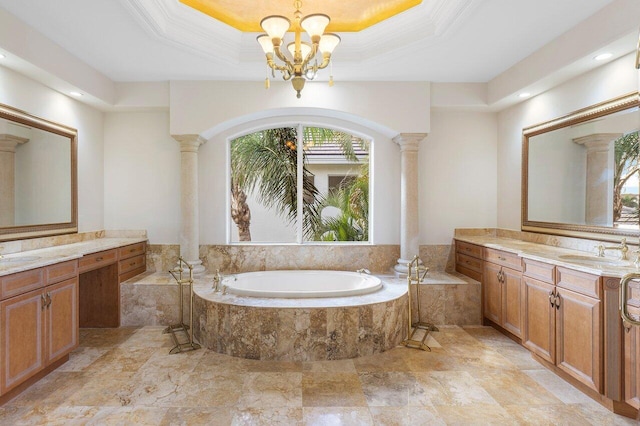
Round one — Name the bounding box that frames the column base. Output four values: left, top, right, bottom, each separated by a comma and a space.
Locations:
394, 257, 423, 278
174, 259, 206, 276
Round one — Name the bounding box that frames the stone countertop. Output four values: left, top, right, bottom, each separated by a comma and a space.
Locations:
454, 235, 639, 278
0, 237, 147, 277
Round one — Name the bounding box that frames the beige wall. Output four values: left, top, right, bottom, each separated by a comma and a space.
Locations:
497, 53, 639, 231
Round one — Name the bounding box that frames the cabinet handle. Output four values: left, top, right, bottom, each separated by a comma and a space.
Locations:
46, 293, 52, 308
130, 248, 136, 253
129, 261, 136, 266
41, 294, 47, 310
555, 295, 560, 310
96, 257, 103, 262
549, 291, 555, 308
498, 256, 506, 261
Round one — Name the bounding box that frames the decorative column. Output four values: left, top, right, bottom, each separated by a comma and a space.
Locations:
573, 133, 621, 226
173, 134, 206, 275
0, 134, 28, 227
393, 133, 427, 277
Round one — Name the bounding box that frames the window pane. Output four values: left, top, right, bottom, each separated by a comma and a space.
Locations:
229, 127, 298, 243
303, 127, 370, 242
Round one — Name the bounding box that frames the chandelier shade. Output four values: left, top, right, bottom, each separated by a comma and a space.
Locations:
256, 34, 274, 54
287, 41, 312, 60
300, 14, 330, 40
257, 1, 340, 98
319, 33, 341, 54
260, 16, 290, 40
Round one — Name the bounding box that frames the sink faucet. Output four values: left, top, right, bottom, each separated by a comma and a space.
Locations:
212, 269, 222, 292
596, 238, 629, 260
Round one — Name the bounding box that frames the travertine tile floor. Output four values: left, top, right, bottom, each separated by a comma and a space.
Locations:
0, 325, 637, 425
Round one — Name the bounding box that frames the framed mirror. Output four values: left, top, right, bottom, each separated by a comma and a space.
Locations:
522, 92, 640, 242
0, 103, 77, 241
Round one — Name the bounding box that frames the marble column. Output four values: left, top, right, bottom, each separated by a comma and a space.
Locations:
393, 133, 427, 277
0, 135, 28, 227
173, 134, 206, 275
573, 133, 621, 226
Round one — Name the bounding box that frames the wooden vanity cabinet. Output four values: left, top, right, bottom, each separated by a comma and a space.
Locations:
79, 242, 146, 328
482, 248, 523, 338
523, 259, 603, 393
455, 241, 483, 282
0, 260, 78, 395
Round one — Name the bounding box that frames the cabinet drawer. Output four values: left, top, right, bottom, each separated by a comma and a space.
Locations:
484, 248, 522, 271
456, 241, 483, 259
118, 242, 146, 260
119, 254, 145, 275
45, 260, 78, 285
522, 258, 555, 284
78, 249, 117, 273
456, 252, 483, 273
0, 268, 44, 300
556, 267, 601, 299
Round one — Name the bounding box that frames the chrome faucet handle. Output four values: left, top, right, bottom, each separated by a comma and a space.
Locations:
595, 244, 605, 257
634, 250, 640, 269
356, 268, 371, 274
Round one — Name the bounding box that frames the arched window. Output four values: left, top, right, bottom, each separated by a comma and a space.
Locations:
229, 124, 370, 243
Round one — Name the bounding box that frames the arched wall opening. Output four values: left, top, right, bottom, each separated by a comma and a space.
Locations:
198, 110, 401, 246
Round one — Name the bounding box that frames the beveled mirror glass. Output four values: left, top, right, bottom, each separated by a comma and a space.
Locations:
522, 92, 640, 242
0, 103, 77, 241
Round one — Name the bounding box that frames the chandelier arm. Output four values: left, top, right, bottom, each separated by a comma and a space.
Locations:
315, 53, 332, 70
300, 43, 319, 69
273, 45, 293, 68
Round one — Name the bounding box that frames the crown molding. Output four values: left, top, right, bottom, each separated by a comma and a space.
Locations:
121, 0, 476, 66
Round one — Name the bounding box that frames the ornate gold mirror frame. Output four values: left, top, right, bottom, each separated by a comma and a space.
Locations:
522, 92, 640, 242
0, 103, 78, 241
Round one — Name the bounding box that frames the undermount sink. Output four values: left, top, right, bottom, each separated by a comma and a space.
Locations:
0, 255, 41, 264
558, 254, 629, 267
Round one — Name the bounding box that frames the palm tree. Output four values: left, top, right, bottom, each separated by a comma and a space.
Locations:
230, 127, 360, 241
613, 131, 639, 222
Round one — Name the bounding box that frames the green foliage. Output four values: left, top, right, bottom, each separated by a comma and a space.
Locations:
231, 127, 321, 238
231, 126, 370, 241
313, 164, 369, 242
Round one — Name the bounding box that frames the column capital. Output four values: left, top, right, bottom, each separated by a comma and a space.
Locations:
0, 134, 29, 153
393, 133, 428, 152
172, 134, 207, 152
573, 133, 622, 153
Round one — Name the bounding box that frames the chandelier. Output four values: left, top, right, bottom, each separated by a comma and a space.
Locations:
257, 0, 341, 98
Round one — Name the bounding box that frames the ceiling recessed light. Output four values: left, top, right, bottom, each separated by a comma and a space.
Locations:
594, 53, 612, 61
70, 91, 83, 97
519, 92, 531, 98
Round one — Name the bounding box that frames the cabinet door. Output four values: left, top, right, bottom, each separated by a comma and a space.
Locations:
502, 267, 523, 338
624, 303, 640, 410
45, 278, 78, 364
523, 277, 555, 364
483, 262, 502, 325
0, 289, 45, 394
555, 287, 602, 393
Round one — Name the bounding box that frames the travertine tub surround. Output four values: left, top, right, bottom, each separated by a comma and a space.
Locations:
146, 243, 454, 274
192, 277, 408, 361
124, 243, 475, 327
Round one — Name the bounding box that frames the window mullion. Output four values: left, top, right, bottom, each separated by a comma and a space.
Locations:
296, 124, 304, 244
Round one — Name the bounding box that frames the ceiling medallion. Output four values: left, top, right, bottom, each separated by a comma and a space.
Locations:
257, 0, 340, 98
